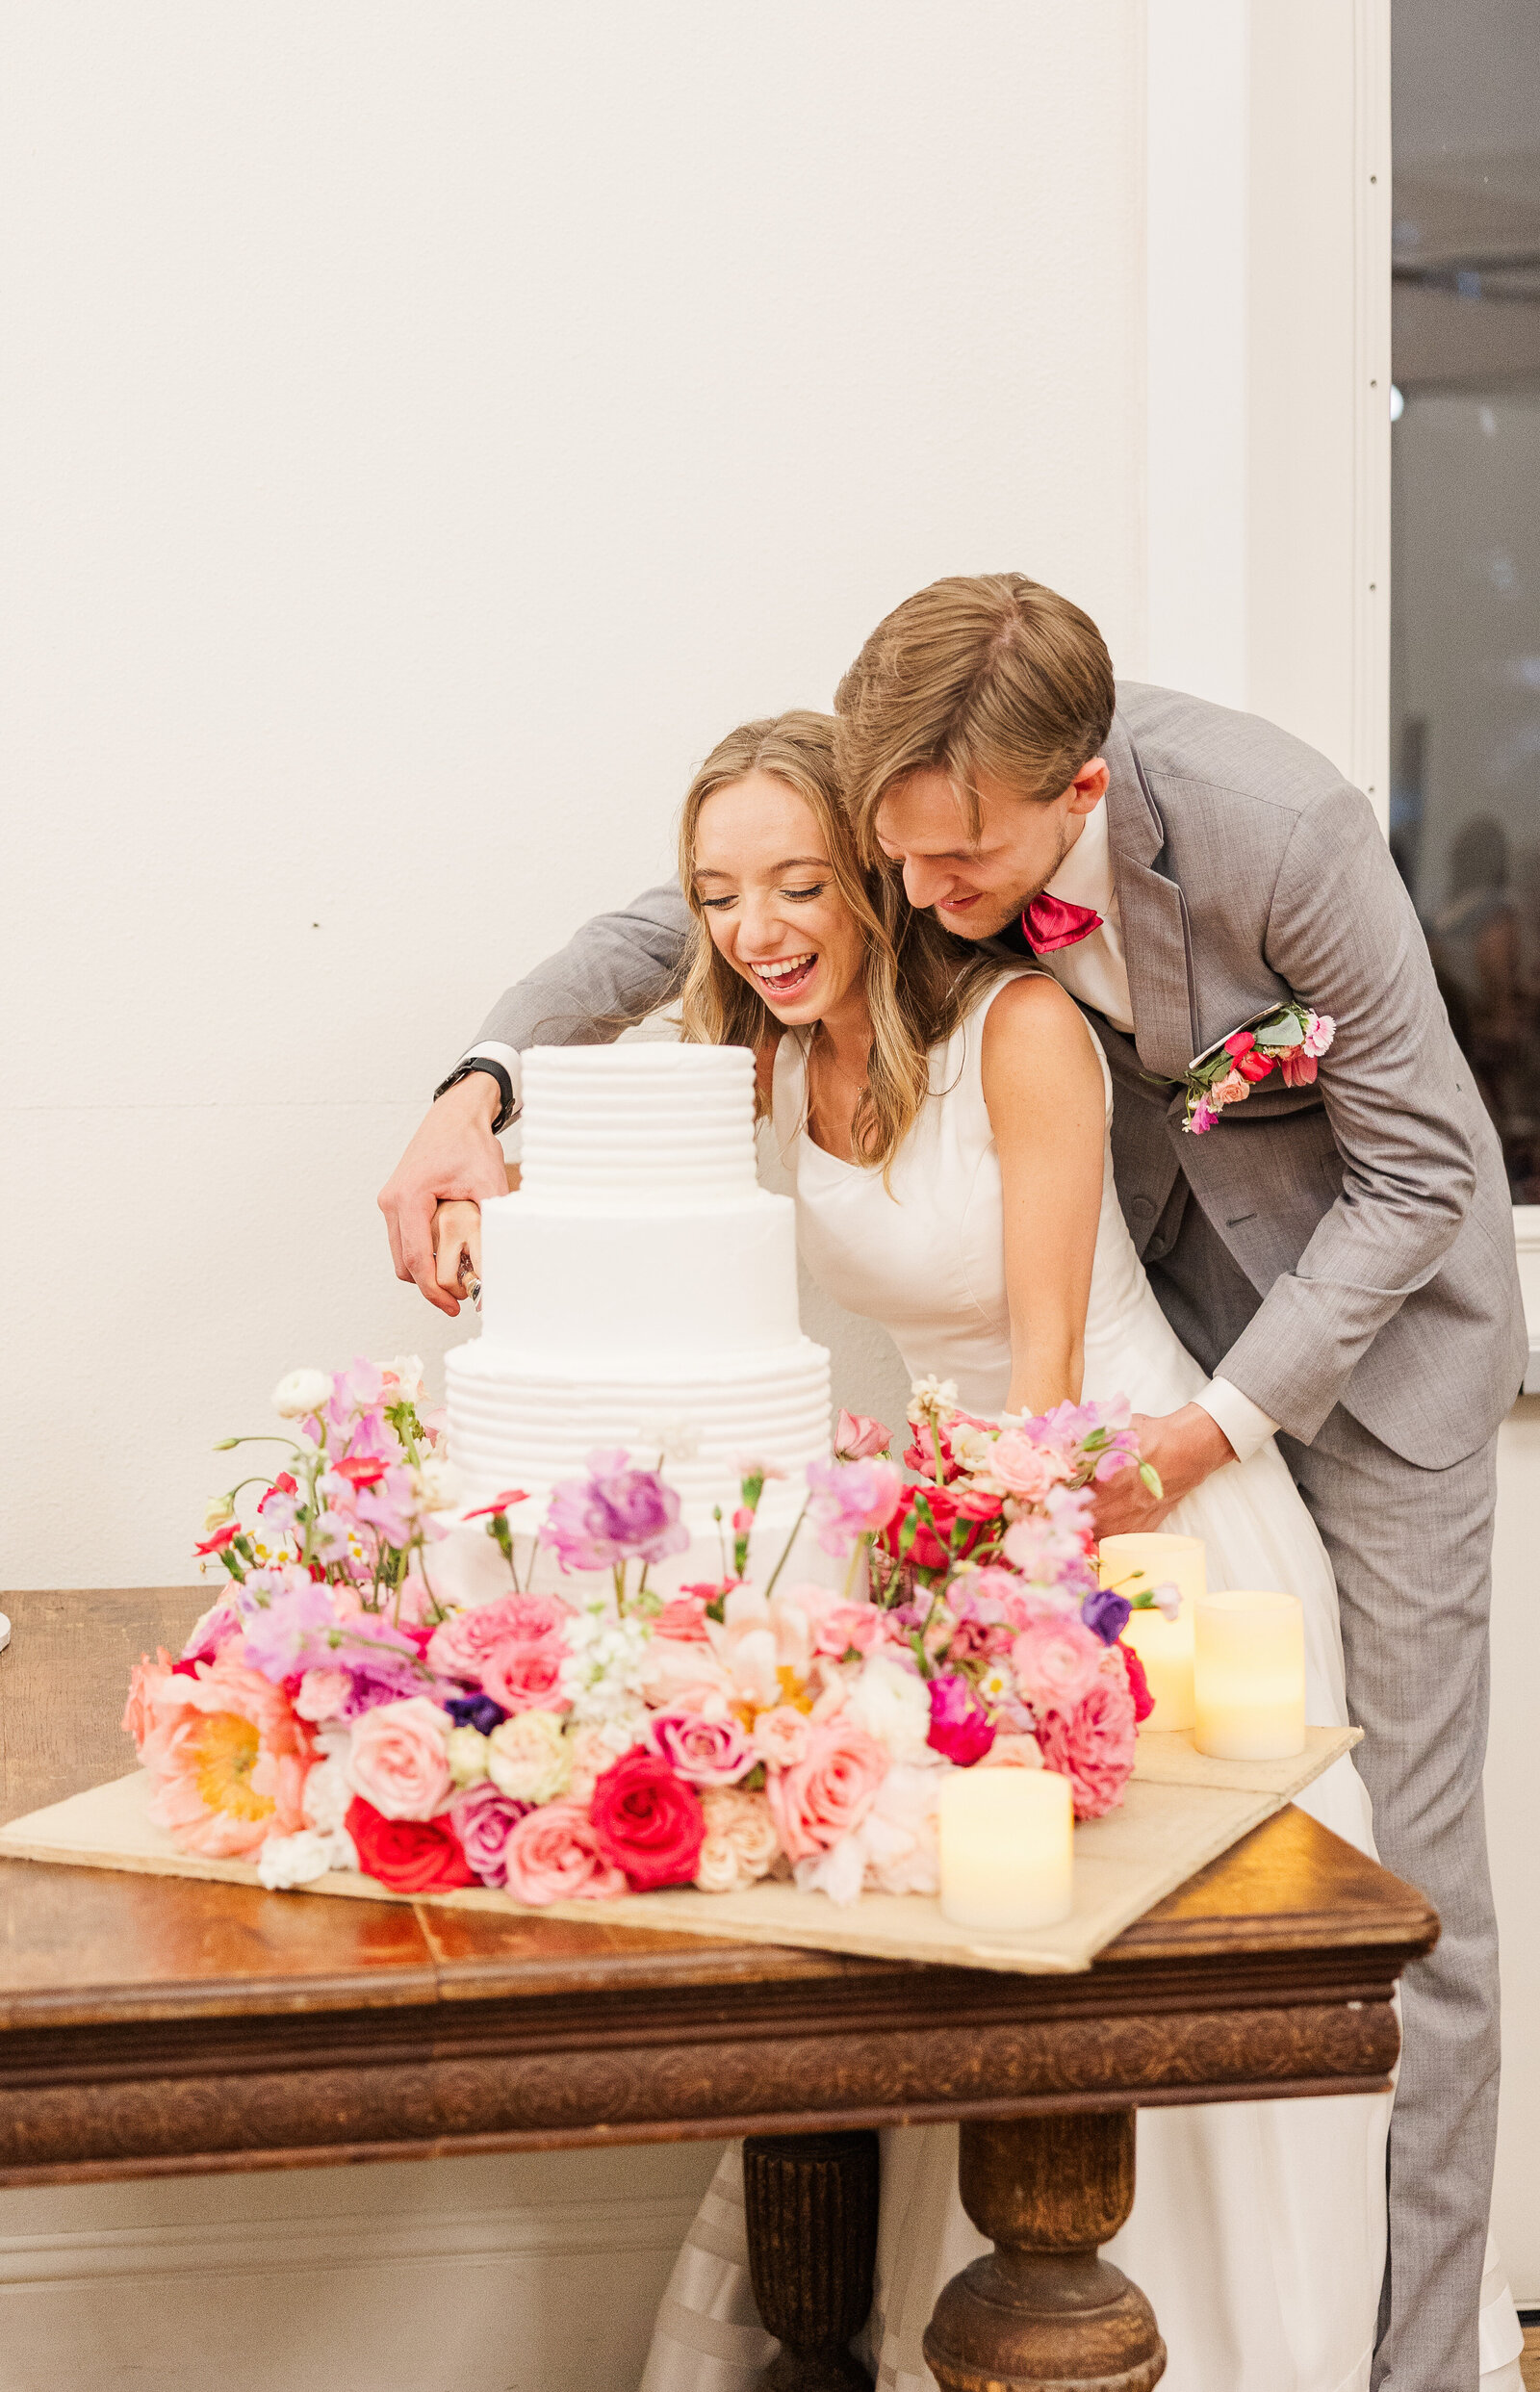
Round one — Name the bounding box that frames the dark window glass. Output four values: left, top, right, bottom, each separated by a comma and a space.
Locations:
1392, 1, 1540, 1199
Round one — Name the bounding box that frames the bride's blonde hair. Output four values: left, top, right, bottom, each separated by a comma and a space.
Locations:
676, 710, 998, 1171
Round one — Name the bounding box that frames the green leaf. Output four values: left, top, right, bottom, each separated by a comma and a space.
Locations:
1139, 1462, 1165, 1498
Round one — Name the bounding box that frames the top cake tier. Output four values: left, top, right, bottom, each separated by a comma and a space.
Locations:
519, 1042, 759, 1208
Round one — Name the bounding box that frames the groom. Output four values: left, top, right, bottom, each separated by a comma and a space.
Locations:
380, 574, 1524, 2392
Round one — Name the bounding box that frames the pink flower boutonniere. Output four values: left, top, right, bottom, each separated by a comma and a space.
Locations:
1181, 1004, 1335, 1134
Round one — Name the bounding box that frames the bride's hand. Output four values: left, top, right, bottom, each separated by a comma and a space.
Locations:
432, 1199, 484, 1300
1091, 1404, 1235, 1537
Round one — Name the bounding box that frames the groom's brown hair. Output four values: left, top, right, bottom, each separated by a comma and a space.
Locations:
834, 574, 1116, 845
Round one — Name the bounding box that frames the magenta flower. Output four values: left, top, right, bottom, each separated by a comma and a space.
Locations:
1188, 1097, 1219, 1134
926, 1673, 996, 1766
540, 1448, 690, 1574
805, 1457, 905, 1557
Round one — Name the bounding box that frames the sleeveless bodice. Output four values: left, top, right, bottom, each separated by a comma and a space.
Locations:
770, 969, 1203, 1420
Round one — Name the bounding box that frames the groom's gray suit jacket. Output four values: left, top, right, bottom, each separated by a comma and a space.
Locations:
476, 682, 1525, 1471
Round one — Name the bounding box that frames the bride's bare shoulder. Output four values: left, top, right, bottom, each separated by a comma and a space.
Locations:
980, 974, 1102, 1101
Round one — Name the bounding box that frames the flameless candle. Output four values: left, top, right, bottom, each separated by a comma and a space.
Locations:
1097, 1532, 1204, 1732
938, 1766, 1073, 1933
1193, 1589, 1306, 1760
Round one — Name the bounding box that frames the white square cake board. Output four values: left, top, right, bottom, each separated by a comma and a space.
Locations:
0, 1727, 1360, 1976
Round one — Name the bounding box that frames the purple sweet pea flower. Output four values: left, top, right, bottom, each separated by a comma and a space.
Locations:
926, 1672, 996, 1766
1080, 1584, 1132, 1647
449, 1780, 530, 1887
540, 1447, 690, 1573
240, 1578, 340, 1683
805, 1456, 906, 1557
336, 1652, 434, 1718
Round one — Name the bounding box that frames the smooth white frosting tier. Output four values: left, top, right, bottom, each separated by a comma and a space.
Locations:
445, 1337, 831, 1519
518, 1043, 759, 1209
478, 1186, 801, 1361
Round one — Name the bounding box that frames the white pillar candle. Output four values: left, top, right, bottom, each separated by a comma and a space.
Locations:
1097, 1532, 1204, 1732
1193, 1589, 1306, 1760
938, 1767, 1073, 1932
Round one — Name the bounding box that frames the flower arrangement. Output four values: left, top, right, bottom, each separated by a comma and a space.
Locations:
125, 1367, 1168, 1909
1181, 1003, 1335, 1134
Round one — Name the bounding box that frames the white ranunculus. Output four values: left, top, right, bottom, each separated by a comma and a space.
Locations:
389, 1354, 426, 1403
256, 1830, 334, 1890
272, 1368, 333, 1420
845, 1654, 934, 1766
301, 1755, 352, 1839
413, 1453, 464, 1512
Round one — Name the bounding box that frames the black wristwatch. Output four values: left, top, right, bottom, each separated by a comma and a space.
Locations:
433, 1056, 517, 1136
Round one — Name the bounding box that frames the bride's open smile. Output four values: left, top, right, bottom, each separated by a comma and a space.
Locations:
689, 768, 866, 1029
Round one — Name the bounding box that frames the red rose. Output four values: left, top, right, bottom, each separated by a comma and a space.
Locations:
588, 1752, 706, 1891
880, 1483, 1002, 1575
1118, 1640, 1154, 1723
1236, 1047, 1275, 1083
346, 1794, 477, 1892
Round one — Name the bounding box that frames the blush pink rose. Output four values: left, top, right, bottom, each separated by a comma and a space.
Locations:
345, 1695, 453, 1820
1211, 1067, 1250, 1108
295, 1667, 349, 1722
752, 1703, 813, 1768
425, 1591, 568, 1681
480, 1634, 567, 1713
989, 1430, 1068, 1503
502, 1799, 629, 1906
646, 1707, 754, 1787
765, 1717, 888, 1863
1036, 1667, 1137, 1821
694, 1786, 782, 1891
1011, 1614, 1104, 1713
811, 1602, 888, 1660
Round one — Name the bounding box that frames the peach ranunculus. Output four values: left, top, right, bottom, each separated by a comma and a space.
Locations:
638, 1633, 736, 1710
137, 1651, 310, 1860
345, 1695, 453, 1820
705, 1582, 821, 1710
1010, 1614, 1104, 1714
752, 1703, 812, 1769
694, 1786, 782, 1891
501, 1799, 628, 1905
765, 1716, 888, 1863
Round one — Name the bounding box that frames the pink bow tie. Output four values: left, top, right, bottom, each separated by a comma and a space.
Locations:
1022, 893, 1104, 953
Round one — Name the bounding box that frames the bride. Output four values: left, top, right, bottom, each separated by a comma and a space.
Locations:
641, 708, 1389, 2392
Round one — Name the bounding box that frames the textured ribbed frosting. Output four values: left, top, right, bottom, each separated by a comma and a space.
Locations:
446, 1042, 833, 1527
519, 1043, 759, 1208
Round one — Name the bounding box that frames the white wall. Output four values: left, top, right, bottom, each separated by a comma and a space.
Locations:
2, 0, 1144, 1590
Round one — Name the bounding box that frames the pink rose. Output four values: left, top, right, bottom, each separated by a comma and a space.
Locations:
1011, 1614, 1104, 1713
989, 1430, 1068, 1503
345, 1695, 453, 1820
695, 1785, 782, 1892
501, 1800, 629, 1905
480, 1633, 568, 1713
1036, 1665, 1137, 1821
811, 1602, 888, 1660
425, 1592, 568, 1681
1211, 1068, 1250, 1108
752, 1704, 813, 1768
646, 1707, 754, 1787
834, 1409, 891, 1461
765, 1717, 888, 1863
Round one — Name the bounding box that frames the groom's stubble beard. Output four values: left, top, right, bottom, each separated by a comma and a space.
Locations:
925, 810, 1080, 943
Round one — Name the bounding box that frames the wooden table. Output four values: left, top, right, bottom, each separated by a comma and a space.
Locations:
0, 1590, 1437, 2391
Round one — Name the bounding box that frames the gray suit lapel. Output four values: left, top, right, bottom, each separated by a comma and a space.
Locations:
1104, 715, 1199, 1081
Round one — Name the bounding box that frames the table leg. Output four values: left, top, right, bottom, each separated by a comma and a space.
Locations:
743, 2129, 879, 2390
922, 2111, 1166, 2392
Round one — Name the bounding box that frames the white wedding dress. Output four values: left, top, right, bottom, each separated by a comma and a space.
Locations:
639, 971, 1523, 2392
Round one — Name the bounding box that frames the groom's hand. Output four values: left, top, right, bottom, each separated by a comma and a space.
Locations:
378, 1074, 510, 1317
1091, 1403, 1236, 1536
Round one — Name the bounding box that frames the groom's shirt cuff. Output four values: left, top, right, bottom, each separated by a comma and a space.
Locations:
1194, 1376, 1277, 1465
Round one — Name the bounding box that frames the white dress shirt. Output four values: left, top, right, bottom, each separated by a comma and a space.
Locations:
457, 805, 1278, 1463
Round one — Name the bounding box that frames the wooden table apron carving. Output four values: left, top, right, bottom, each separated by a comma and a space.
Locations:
0, 1590, 1437, 2392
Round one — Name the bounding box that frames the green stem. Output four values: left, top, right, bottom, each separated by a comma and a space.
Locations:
762, 1497, 810, 1601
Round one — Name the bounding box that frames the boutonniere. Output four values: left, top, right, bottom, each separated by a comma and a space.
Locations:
1182, 1002, 1335, 1134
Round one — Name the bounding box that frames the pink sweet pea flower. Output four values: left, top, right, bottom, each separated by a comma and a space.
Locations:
1188, 1097, 1219, 1135
834, 1410, 891, 1461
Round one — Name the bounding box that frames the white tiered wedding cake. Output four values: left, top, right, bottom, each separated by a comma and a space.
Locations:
444, 1042, 833, 1591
